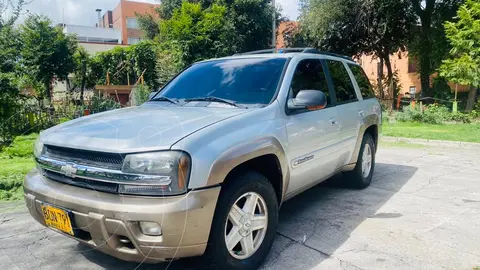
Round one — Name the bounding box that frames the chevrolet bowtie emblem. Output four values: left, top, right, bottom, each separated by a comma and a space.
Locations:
60, 164, 77, 178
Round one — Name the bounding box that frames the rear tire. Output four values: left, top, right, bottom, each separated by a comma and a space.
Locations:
346, 133, 375, 189
203, 171, 278, 270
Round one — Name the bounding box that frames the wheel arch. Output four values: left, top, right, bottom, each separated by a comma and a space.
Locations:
349, 114, 379, 165
206, 137, 289, 205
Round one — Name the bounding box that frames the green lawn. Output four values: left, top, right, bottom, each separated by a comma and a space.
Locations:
0, 134, 37, 201
383, 122, 480, 143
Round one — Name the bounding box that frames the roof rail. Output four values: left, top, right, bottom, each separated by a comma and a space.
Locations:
234, 47, 354, 61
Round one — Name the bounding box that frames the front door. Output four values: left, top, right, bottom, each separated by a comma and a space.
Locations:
285, 59, 342, 194
325, 60, 362, 167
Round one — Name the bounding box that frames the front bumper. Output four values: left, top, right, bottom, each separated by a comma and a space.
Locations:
24, 169, 220, 263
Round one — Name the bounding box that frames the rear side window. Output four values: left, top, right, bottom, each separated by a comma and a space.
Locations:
290, 59, 331, 105
326, 60, 358, 104
349, 64, 375, 99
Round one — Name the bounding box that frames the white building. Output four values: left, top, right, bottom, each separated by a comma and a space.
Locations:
54, 25, 128, 103
62, 24, 121, 44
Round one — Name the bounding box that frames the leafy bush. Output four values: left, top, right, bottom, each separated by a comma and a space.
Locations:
132, 85, 151, 106
395, 104, 472, 124
89, 93, 121, 113
382, 111, 390, 123
449, 112, 471, 123
469, 110, 479, 119
395, 106, 424, 122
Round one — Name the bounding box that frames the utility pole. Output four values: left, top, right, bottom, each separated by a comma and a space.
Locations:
272, 0, 276, 48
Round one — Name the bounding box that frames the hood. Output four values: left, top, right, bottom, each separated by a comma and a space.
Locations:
41, 103, 247, 153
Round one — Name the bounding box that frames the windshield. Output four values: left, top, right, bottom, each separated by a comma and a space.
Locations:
157, 58, 287, 106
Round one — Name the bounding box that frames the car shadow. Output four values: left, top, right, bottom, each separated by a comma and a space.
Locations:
78, 162, 418, 269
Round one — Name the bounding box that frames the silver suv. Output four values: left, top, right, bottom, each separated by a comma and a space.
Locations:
25, 48, 381, 269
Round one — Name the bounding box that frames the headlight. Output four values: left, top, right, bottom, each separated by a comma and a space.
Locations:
34, 138, 44, 158
120, 151, 190, 196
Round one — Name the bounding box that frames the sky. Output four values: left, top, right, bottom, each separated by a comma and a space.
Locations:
13, 0, 300, 26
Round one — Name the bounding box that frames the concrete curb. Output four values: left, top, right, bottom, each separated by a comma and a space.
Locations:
381, 136, 480, 149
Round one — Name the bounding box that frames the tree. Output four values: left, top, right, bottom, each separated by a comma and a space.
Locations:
159, 2, 233, 64
0, 6, 23, 138
157, 42, 184, 86
439, 0, 480, 111
138, 0, 276, 53
73, 47, 97, 105
408, 0, 464, 98
136, 13, 160, 40
129, 41, 160, 89
0, 26, 21, 139
226, 0, 275, 52
158, 0, 182, 19
0, 0, 25, 30
299, 0, 412, 108
20, 15, 77, 102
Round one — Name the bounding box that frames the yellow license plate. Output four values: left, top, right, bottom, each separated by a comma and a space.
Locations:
41, 205, 74, 235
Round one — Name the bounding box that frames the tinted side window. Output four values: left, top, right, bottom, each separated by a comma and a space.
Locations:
290, 59, 331, 105
349, 64, 375, 99
327, 60, 358, 104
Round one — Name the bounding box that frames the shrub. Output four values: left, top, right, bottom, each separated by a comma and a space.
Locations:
469, 110, 479, 119
449, 112, 471, 123
382, 111, 390, 123
89, 93, 121, 113
395, 106, 425, 122
132, 84, 151, 106
394, 104, 472, 124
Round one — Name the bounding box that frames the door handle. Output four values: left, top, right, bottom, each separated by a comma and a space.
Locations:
329, 118, 338, 126
358, 110, 365, 117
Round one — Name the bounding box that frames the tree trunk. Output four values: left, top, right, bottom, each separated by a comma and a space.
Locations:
466, 86, 477, 112
418, 5, 433, 99
419, 48, 431, 98
377, 58, 384, 100
384, 55, 394, 111
80, 75, 86, 106
44, 80, 52, 102
80, 63, 87, 106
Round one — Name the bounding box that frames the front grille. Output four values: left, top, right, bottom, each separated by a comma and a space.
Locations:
44, 145, 124, 170
43, 170, 119, 194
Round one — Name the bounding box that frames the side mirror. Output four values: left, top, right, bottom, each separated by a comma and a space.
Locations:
287, 90, 328, 111
148, 91, 159, 100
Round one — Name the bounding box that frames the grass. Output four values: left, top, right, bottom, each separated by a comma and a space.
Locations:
379, 141, 426, 148
383, 122, 480, 143
0, 134, 37, 201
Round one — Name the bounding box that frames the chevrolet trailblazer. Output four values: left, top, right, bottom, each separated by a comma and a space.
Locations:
25, 48, 381, 269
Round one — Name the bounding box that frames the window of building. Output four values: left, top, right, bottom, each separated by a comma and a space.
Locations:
128, 37, 142, 45
349, 64, 375, 99
126, 17, 139, 29
76, 36, 88, 42
408, 57, 417, 73
327, 60, 358, 104
290, 59, 331, 105
409, 86, 416, 95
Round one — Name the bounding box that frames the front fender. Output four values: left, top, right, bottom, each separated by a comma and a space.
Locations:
206, 137, 290, 201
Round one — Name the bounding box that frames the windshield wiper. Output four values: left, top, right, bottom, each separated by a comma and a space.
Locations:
184, 96, 245, 108
150, 96, 179, 104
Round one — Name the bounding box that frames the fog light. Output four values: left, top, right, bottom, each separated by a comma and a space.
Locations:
139, 221, 162, 236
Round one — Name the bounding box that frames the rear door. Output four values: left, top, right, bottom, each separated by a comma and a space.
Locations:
347, 63, 379, 117
324, 59, 362, 168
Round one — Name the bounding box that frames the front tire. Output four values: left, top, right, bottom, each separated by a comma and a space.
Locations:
204, 171, 278, 270
346, 133, 376, 189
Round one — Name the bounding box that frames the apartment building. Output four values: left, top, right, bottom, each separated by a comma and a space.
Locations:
99, 0, 159, 45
